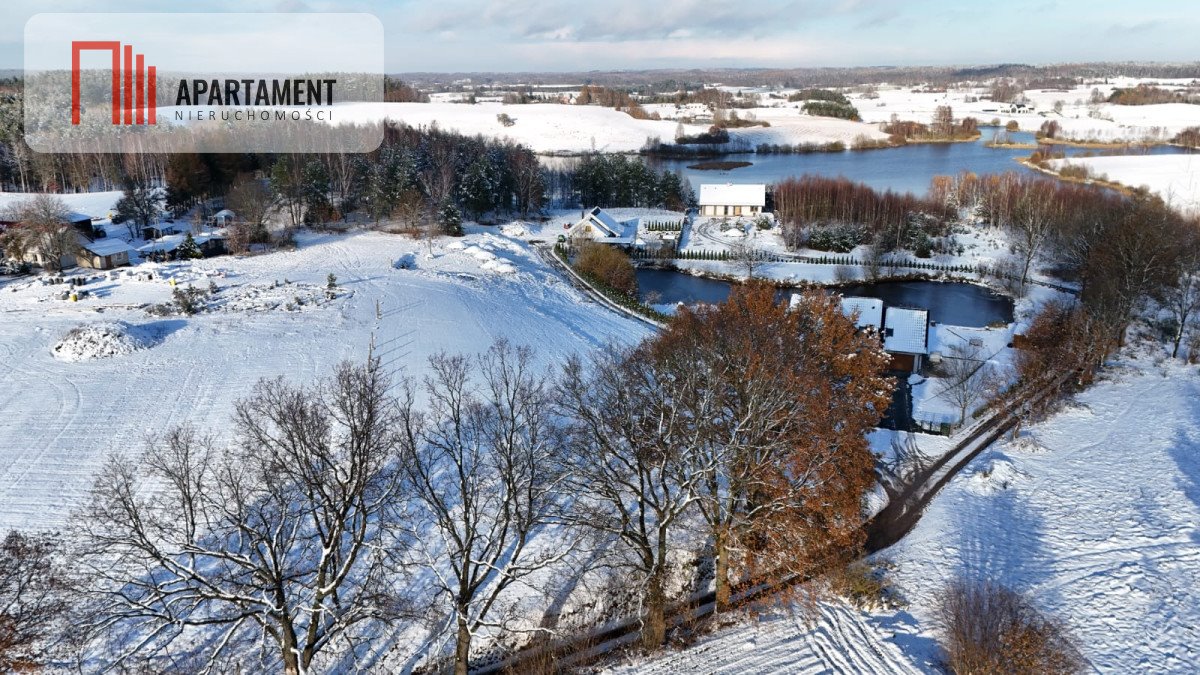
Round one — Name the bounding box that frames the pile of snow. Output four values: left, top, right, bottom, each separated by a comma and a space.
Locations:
52, 322, 152, 362
208, 282, 340, 313
964, 455, 1030, 495
451, 240, 521, 275
500, 222, 531, 238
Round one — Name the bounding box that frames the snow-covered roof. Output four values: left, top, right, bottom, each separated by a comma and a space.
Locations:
568, 207, 635, 243
883, 307, 929, 355
699, 183, 766, 207
65, 211, 93, 224
213, 209, 235, 219
840, 297, 884, 330
81, 238, 134, 256
138, 232, 222, 254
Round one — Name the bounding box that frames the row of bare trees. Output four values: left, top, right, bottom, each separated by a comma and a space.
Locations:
4, 284, 892, 673
774, 175, 949, 253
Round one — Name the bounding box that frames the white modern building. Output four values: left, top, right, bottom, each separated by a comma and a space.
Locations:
699, 183, 766, 217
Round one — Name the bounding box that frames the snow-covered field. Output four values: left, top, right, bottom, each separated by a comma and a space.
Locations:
329, 102, 699, 154
0, 228, 648, 530
886, 358, 1200, 673
317, 101, 887, 154
1050, 154, 1200, 215
854, 79, 1200, 144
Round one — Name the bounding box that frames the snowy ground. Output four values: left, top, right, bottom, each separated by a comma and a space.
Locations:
0, 228, 649, 530
602, 602, 933, 675
0, 190, 122, 218
1049, 154, 1200, 215
885, 358, 1200, 673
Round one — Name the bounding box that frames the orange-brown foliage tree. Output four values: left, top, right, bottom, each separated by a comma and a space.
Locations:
651, 283, 893, 609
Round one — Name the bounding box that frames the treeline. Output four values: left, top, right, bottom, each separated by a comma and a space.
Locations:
756, 140, 846, 154
576, 84, 659, 120
788, 88, 850, 104
1176, 127, 1200, 147
570, 153, 695, 209
5, 284, 891, 674
1107, 84, 1200, 106
383, 77, 429, 102
774, 175, 949, 252
883, 107, 979, 142
802, 100, 861, 120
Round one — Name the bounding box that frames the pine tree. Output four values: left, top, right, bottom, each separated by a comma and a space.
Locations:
438, 202, 463, 236
176, 233, 203, 260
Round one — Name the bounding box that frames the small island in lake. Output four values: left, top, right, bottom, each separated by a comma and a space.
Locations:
686, 160, 753, 171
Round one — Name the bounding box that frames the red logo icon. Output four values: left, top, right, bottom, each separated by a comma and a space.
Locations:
71, 41, 156, 126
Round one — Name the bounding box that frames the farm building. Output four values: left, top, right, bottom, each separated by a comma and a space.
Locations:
699, 183, 766, 217
565, 207, 638, 246
78, 238, 134, 270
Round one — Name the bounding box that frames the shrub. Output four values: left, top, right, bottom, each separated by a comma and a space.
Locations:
573, 243, 638, 298
806, 223, 866, 253
828, 560, 893, 609
676, 125, 730, 145
938, 578, 1083, 675
801, 100, 860, 121
496, 113, 516, 127
171, 285, 211, 315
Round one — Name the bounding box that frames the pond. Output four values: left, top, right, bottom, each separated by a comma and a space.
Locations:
636, 269, 1014, 328
643, 131, 1194, 196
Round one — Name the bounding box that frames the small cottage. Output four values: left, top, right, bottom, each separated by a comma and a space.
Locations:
78, 237, 134, 270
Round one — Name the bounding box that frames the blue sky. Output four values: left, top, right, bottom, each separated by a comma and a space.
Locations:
3, 0, 1197, 72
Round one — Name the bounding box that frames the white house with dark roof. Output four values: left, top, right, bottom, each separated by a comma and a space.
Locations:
565, 207, 638, 246
699, 183, 766, 217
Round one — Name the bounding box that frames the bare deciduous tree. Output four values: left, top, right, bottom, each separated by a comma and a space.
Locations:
0, 531, 69, 671
74, 359, 407, 674
0, 195, 75, 272
556, 347, 714, 650
936, 340, 998, 427
729, 233, 762, 279
398, 341, 570, 675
